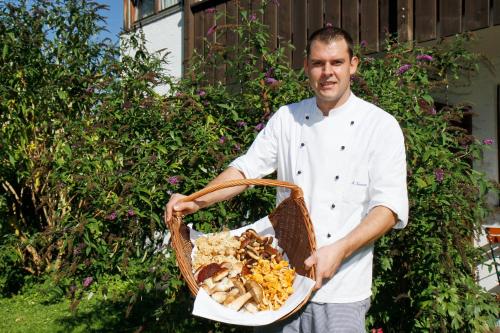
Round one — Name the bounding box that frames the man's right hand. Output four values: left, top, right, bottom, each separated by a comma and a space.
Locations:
165, 193, 201, 222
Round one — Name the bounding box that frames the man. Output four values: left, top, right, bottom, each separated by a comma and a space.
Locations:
166, 27, 408, 332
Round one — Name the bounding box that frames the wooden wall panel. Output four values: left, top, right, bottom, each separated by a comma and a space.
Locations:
183, 0, 195, 73
360, 0, 379, 52
205, 9, 215, 83
215, 2, 226, 84
193, 8, 205, 57
494, 0, 500, 25
251, 0, 263, 20
185, 0, 497, 79
440, 0, 462, 36
264, 1, 278, 50
308, 0, 324, 34
277, 0, 292, 62
225, 1, 238, 85
415, 0, 436, 41
325, 0, 341, 27
342, 0, 360, 44
464, 0, 489, 31
379, 0, 390, 49
292, 0, 307, 69
397, 0, 413, 42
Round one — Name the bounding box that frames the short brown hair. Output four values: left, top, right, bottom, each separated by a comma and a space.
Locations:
306, 26, 354, 59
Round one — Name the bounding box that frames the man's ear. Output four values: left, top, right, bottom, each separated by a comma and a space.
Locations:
349, 56, 359, 75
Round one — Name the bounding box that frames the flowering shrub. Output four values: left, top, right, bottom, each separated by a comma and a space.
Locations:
0, 1, 497, 332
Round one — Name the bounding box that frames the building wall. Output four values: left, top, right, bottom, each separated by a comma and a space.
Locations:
141, 10, 183, 81
122, 8, 184, 94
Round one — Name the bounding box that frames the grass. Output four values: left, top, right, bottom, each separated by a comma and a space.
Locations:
0, 292, 134, 333
0, 278, 242, 333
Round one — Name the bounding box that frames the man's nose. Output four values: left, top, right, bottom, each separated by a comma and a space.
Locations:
323, 63, 334, 76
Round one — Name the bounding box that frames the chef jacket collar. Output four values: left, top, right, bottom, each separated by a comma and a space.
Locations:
313, 92, 356, 118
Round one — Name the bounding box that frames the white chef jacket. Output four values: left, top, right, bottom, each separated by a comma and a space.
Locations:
230, 93, 408, 303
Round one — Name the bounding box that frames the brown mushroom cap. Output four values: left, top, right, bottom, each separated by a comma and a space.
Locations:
196, 263, 223, 284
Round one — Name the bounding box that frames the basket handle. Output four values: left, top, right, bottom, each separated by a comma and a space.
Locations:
178, 179, 303, 204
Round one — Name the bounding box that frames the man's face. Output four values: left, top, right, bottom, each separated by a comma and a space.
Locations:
304, 39, 359, 113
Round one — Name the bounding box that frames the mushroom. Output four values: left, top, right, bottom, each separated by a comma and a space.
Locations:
230, 277, 246, 296
211, 291, 228, 303
201, 277, 215, 290
212, 268, 229, 282
196, 263, 223, 284
227, 280, 264, 311
229, 262, 243, 277
210, 277, 234, 293
244, 302, 259, 313
222, 294, 236, 306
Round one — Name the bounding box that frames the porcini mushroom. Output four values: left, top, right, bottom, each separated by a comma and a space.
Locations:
210, 277, 234, 293
211, 291, 228, 303
227, 280, 263, 311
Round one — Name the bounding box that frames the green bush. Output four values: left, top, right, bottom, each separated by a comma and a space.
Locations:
0, 0, 497, 332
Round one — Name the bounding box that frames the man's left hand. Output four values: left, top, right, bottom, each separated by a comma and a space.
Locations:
304, 240, 348, 290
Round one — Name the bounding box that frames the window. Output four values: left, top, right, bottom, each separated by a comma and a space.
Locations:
124, 0, 182, 31
137, 0, 155, 20
161, 0, 180, 9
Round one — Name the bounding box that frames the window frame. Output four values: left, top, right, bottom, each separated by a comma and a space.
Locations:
124, 0, 182, 31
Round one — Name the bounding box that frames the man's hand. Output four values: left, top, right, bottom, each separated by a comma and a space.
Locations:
304, 206, 398, 290
165, 193, 201, 222
165, 167, 247, 222
304, 240, 348, 290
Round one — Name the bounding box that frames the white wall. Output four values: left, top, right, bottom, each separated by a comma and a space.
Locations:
122, 9, 183, 94
141, 10, 183, 81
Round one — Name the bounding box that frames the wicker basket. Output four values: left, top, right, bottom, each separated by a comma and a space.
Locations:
164, 179, 317, 318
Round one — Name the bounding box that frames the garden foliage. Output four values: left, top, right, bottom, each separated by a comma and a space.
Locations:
0, 0, 497, 332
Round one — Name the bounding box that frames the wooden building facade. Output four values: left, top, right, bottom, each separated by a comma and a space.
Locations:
181, 0, 500, 70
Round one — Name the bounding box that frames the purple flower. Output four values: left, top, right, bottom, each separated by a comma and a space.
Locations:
82, 276, 93, 288
483, 138, 494, 145
234, 143, 241, 151
207, 24, 217, 36
416, 54, 433, 62
107, 212, 117, 221
237, 120, 247, 127
127, 209, 135, 217
264, 67, 274, 78
205, 7, 216, 13
434, 168, 445, 182
254, 123, 265, 131
219, 136, 226, 144
197, 89, 206, 97
325, 22, 333, 27
249, 13, 257, 21
168, 176, 180, 185
265, 77, 278, 85
396, 64, 412, 75
427, 107, 437, 115
360, 40, 367, 48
